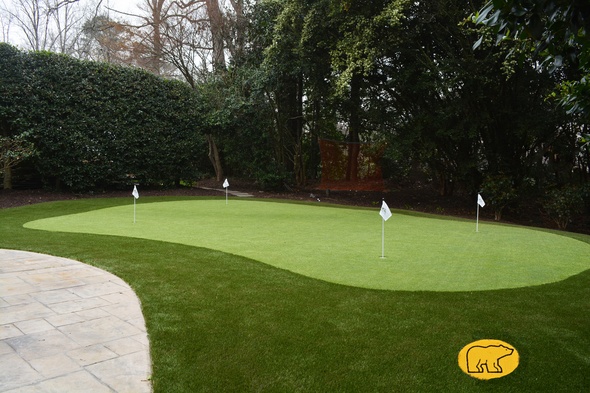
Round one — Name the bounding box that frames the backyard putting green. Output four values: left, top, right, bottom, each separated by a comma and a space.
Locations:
24, 198, 590, 291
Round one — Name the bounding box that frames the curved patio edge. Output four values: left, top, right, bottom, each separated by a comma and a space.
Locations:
0, 249, 151, 392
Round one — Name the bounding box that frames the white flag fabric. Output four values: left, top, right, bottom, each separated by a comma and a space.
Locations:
477, 194, 485, 208
223, 178, 229, 188
132, 185, 139, 199
380, 201, 392, 221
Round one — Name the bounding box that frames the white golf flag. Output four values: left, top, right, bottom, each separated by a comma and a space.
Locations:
380, 201, 392, 221
477, 194, 485, 208
223, 178, 229, 188
132, 185, 139, 199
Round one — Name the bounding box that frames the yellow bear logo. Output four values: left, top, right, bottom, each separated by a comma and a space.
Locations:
458, 339, 519, 380
467, 344, 513, 373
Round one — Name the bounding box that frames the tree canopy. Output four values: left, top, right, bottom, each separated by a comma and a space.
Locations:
1, 0, 588, 226
472, 0, 590, 116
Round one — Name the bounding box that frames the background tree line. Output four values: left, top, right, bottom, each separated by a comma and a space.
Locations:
1, 0, 588, 227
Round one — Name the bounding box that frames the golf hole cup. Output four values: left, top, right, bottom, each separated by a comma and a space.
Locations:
458, 339, 519, 380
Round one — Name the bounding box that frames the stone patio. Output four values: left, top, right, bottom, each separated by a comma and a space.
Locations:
0, 249, 151, 392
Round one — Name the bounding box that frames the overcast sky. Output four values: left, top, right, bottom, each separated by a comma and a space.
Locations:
1, 0, 143, 46
1, 0, 142, 21
102, 0, 141, 18
2, 0, 137, 12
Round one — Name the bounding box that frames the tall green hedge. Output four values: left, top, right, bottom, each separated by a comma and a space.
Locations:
0, 43, 206, 191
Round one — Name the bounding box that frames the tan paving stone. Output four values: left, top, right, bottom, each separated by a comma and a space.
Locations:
67, 344, 118, 366
0, 276, 26, 285
0, 261, 53, 273
58, 316, 142, 347
0, 341, 14, 356
101, 302, 145, 323
99, 290, 137, 305
71, 281, 129, 299
0, 352, 43, 391
46, 297, 111, 314
29, 353, 82, 378
2, 370, 115, 393
13, 319, 54, 335
21, 271, 86, 291
0, 302, 56, 325
75, 307, 111, 321
87, 351, 151, 393
0, 282, 37, 297
104, 336, 147, 356
0, 250, 152, 393
6, 329, 79, 361
131, 333, 150, 347
0, 294, 35, 307
79, 274, 117, 285
30, 288, 81, 305
0, 324, 23, 340
44, 313, 85, 328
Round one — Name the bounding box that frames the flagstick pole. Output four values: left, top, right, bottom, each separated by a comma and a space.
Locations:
381, 217, 385, 258
134, 197, 136, 224
225, 187, 228, 205
476, 202, 479, 232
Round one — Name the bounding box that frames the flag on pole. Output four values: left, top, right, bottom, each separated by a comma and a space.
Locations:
476, 193, 484, 232
477, 194, 485, 208
132, 185, 139, 224
223, 179, 229, 205
380, 200, 392, 259
380, 200, 392, 221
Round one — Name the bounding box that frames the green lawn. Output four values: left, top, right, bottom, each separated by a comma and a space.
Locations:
2, 196, 590, 392
24, 198, 590, 291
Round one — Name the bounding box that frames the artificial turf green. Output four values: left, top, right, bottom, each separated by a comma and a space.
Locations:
24, 198, 590, 291
2, 197, 590, 392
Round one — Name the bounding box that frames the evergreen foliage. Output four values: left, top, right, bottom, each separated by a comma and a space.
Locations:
1, 0, 588, 226
0, 43, 206, 191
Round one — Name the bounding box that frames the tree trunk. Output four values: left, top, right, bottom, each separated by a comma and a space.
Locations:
273, 74, 303, 185
293, 73, 304, 186
149, 0, 165, 75
347, 74, 361, 181
2, 161, 12, 189
494, 208, 502, 221
227, 0, 245, 59
205, 0, 226, 72
206, 134, 223, 181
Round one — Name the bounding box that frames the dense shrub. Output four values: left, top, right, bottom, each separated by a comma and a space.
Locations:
543, 186, 584, 230
0, 44, 206, 191
481, 174, 517, 221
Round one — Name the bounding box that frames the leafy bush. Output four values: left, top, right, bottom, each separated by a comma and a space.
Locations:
481, 174, 517, 221
543, 186, 584, 230
0, 132, 36, 189
255, 166, 289, 191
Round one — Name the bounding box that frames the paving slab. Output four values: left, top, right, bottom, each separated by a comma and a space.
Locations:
0, 250, 151, 393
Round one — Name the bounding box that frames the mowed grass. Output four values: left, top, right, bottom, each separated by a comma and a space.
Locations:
1, 196, 590, 392
24, 198, 590, 291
